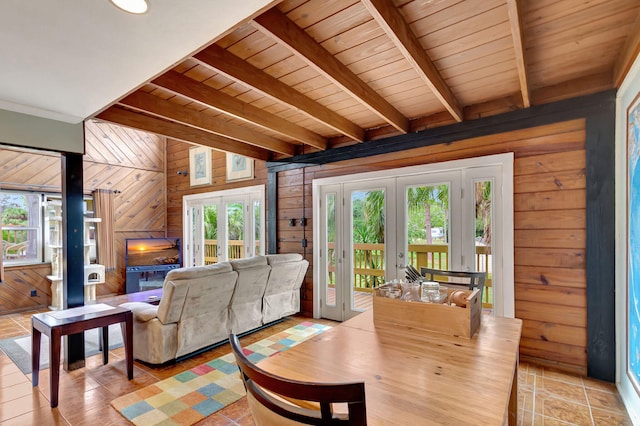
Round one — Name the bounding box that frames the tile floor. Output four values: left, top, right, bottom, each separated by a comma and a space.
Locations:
0, 307, 635, 425
518, 362, 633, 425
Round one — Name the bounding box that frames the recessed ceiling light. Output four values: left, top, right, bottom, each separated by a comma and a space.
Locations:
109, 0, 149, 14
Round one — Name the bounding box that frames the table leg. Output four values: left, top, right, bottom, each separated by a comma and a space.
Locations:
124, 312, 133, 379
49, 328, 61, 408
101, 326, 109, 365
508, 360, 518, 426
31, 322, 41, 387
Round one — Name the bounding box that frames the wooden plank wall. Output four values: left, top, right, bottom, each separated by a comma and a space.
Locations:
0, 120, 166, 312
165, 139, 267, 240
277, 119, 588, 374
84, 120, 167, 296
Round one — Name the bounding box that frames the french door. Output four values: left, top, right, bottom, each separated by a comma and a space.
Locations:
183, 185, 265, 266
314, 154, 513, 321
317, 181, 396, 321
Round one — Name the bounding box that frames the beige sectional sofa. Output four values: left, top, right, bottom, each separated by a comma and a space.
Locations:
119, 253, 308, 364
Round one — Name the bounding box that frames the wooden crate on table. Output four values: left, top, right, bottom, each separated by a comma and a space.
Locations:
373, 285, 481, 338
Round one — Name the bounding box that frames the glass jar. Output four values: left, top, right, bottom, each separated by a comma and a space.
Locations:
402, 282, 422, 302
420, 280, 440, 303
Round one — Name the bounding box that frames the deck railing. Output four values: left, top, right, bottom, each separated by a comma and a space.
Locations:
202, 240, 493, 308
1, 227, 34, 261
204, 240, 245, 264
326, 242, 493, 308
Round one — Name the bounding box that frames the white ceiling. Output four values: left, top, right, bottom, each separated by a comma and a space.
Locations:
0, 0, 275, 124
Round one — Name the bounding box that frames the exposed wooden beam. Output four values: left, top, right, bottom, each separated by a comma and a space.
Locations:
97, 106, 272, 161
253, 7, 409, 133
360, 0, 463, 122
118, 91, 297, 156
506, 0, 531, 107
153, 71, 328, 150
614, 12, 640, 87
194, 45, 365, 142
531, 72, 612, 106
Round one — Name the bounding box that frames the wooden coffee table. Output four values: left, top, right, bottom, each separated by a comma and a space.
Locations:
31, 303, 133, 408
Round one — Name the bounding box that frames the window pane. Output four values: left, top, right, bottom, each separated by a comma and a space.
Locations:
1, 192, 41, 263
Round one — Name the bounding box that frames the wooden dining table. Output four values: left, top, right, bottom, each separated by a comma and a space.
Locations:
258, 310, 522, 425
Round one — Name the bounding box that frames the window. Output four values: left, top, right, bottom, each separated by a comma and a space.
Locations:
0, 191, 99, 267
0, 191, 43, 264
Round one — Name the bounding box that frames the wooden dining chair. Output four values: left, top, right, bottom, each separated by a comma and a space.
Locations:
229, 333, 367, 425
420, 267, 486, 299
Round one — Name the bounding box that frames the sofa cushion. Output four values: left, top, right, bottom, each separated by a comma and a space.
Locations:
229, 256, 271, 333
265, 253, 303, 265
263, 254, 309, 323
158, 263, 234, 324
156, 280, 189, 324
118, 302, 178, 363
230, 256, 268, 270
164, 262, 233, 281
119, 301, 158, 322
174, 267, 239, 358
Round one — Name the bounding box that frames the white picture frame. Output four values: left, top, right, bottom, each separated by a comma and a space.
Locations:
189, 146, 212, 187
226, 153, 254, 182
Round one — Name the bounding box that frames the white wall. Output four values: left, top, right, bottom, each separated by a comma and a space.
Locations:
0, 109, 83, 153
615, 52, 640, 423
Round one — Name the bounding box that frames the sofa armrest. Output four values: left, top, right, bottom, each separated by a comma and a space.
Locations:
119, 302, 160, 323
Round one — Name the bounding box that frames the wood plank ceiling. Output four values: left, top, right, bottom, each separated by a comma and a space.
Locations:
96, 0, 640, 161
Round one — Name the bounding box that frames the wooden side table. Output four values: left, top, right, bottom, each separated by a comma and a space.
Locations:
31, 303, 133, 408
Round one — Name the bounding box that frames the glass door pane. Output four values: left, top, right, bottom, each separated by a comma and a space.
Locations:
463, 165, 502, 314
350, 189, 385, 314
226, 201, 244, 260
474, 179, 493, 310
396, 170, 461, 279
325, 192, 337, 308
318, 185, 343, 321
184, 204, 204, 267
404, 183, 451, 272
203, 204, 218, 264
253, 200, 262, 257
188, 206, 197, 267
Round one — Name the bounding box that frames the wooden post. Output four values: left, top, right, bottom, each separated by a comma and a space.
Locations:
62, 152, 86, 371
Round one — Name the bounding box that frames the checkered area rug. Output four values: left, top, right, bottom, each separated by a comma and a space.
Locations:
111, 322, 332, 426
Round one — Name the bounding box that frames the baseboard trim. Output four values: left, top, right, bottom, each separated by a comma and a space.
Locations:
519, 354, 587, 378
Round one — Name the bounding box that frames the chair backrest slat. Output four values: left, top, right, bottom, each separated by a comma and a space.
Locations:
229, 333, 367, 425
420, 268, 486, 297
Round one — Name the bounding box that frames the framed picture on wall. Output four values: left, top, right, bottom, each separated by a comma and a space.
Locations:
226, 153, 254, 182
189, 146, 212, 187
627, 90, 640, 393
